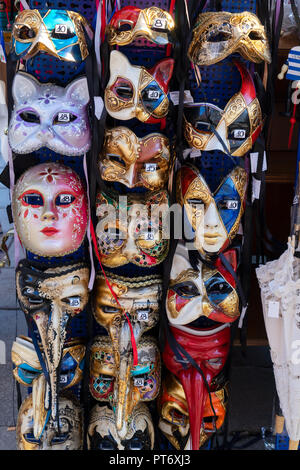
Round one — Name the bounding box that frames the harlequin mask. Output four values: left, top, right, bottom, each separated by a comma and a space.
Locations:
166, 242, 240, 325
12, 9, 91, 62
188, 11, 271, 66
95, 189, 169, 268
177, 165, 247, 256
16, 392, 83, 450
99, 127, 171, 190
158, 372, 228, 450
8, 72, 91, 156
162, 324, 230, 450
12, 163, 88, 257
106, 6, 175, 46
184, 60, 263, 157
89, 336, 161, 437
16, 259, 89, 423
104, 50, 174, 124
87, 403, 155, 450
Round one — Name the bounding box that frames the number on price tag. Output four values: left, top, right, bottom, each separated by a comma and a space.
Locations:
233, 129, 246, 139
144, 232, 154, 241
58, 112, 70, 122
60, 375, 68, 384
147, 90, 160, 100
152, 18, 167, 29
70, 297, 80, 307
145, 163, 157, 172
134, 378, 145, 387
226, 200, 239, 210
138, 311, 149, 322
59, 194, 72, 204
55, 24, 68, 34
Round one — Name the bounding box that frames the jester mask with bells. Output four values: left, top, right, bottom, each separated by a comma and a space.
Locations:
89, 336, 161, 437
87, 403, 155, 450
8, 72, 91, 156
12, 163, 88, 257
183, 60, 263, 158
188, 11, 271, 66
163, 324, 230, 450
12, 9, 92, 62
99, 127, 171, 191
16, 259, 89, 424
16, 392, 83, 450
95, 189, 169, 268
166, 242, 240, 325
12, 336, 85, 439
106, 6, 175, 46
105, 50, 174, 124
158, 372, 228, 450
177, 165, 247, 257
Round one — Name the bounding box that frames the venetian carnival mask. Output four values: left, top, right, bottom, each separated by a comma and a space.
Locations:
104, 50, 174, 124
188, 11, 271, 66
12, 163, 88, 257
16, 259, 89, 423
8, 72, 91, 156
12, 9, 92, 62
87, 403, 155, 450
158, 372, 228, 450
89, 336, 161, 437
163, 324, 230, 450
177, 165, 247, 256
106, 6, 175, 46
16, 392, 83, 450
184, 60, 263, 157
166, 242, 240, 325
95, 188, 169, 268
99, 127, 171, 190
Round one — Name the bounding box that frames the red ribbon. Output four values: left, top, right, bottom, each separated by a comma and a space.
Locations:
288, 102, 297, 150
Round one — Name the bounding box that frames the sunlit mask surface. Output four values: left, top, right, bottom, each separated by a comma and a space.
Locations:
188, 11, 271, 66
87, 403, 155, 450
105, 50, 174, 124
95, 188, 170, 268
99, 127, 171, 190
12, 9, 91, 62
16, 393, 83, 450
184, 60, 263, 157
106, 6, 175, 46
12, 163, 88, 257
8, 72, 91, 156
166, 242, 240, 325
177, 165, 247, 256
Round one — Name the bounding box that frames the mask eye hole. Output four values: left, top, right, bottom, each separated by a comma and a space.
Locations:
51, 25, 76, 40
24, 432, 41, 444
55, 193, 76, 206
19, 111, 40, 124
248, 31, 264, 41
21, 287, 44, 304
108, 154, 126, 167
61, 296, 81, 307
21, 191, 44, 207
207, 26, 232, 43
101, 305, 121, 314
99, 438, 116, 450
15, 25, 36, 40
173, 282, 199, 298
128, 438, 143, 451
113, 78, 134, 100
117, 20, 134, 31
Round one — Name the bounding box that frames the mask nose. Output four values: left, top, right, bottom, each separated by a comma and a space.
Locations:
41, 199, 58, 221
38, 126, 54, 142
204, 203, 221, 230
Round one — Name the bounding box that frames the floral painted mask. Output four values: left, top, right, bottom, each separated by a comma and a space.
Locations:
105, 50, 174, 124
12, 163, 88, 257
8, 72, 91, 156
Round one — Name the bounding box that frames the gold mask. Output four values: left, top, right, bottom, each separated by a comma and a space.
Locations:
188, 11, 271, 66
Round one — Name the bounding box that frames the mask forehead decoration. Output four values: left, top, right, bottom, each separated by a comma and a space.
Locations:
87, 403, 155, 450
95, 189, 170, 268
8, 72, 91, 156
99, 127, 171, 191
12, 9, 91, 62
16, 392, 83, 450
89, 336, 161, 436
158, 372, 228, 450
184, 60, 263, 157
106, 6, 175, 46
166, 242, 240, 325
12, 162, 88, 257
163, 324, 230, 450
16, 259, 89, 424
177, 165, 247, 256
188, 11, 271, 66
104, 50, 174, 124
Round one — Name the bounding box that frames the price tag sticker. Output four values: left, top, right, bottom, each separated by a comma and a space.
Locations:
152, 18, 167, 29
55, 24, 68, 34
233, 129, 246, 139
145, 163, 157, 172
70, 297, 81, 307
147, 90, 160, 100
138, 311, 149, 322
0, 44, 6, 64
144, 232, 155, 241
60, 375, 68, 384
59, 194, 72, 204
58, 112, 70, 122
226, 200, 239, 210
134, 378, 145, 387
268, 301, 280, 319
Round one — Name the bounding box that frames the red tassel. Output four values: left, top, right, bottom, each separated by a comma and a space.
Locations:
288, 103, 297, 150
89, 219, 138, 366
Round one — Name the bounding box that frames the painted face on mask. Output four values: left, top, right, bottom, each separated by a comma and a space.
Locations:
95, 188, 170, 268
188, 11, 271, 66
177, 165, 247, 256
106, 6, 175, 46
16, 392, 83, 450
12, 9, 91, 62
105, 50, 174, 124
87, 403, 155, 450
12, 163, 88, 257
166, 242, 240, 325
16, 259, 89, 423
8, 72, 91, 156
99, 127, 171, 191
